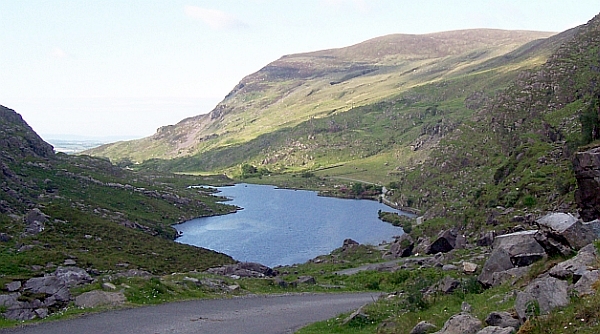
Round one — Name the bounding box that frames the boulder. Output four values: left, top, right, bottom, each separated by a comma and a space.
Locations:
476, 327, 515, 334
385, 234, 414, 258
484, 311, 520, 329
102, 282, 117, 290
54, 266, 93, 287
442, 264, 458, 271
0, 232, 11, 242
342, 304, 368, 325
573, 147, 600, 221
427, 229, 465, 254
23, 276, 71, 303
536, 213, 596, 252
478, 248, 515, 287
74, 290, 126, 308
549, 243, 598, 281
293, 276, 316, 285
493, 230, 546, 266
573, 270, 600, 297
414, 236, 431, 255
5, 281, 22, 292
477, 231, 496, 247
24, 208, 48, 235
515, 276, 569, 321
463, 262, 478, 274
434, 312, 482, 334
410, 321, 437, 334
490, 266, 529, 287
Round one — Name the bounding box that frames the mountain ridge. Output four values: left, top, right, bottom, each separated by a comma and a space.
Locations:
86, 29, 555, 163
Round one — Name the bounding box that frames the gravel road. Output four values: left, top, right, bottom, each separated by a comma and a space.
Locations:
0, 293, 381, 334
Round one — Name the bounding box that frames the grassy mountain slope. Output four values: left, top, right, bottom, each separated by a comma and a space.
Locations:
87, 29, 554, 164
0, 105, 235, 283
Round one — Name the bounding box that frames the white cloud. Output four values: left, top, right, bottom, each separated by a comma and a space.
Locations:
321, 0, 370, 12
184, 6, 248, 30
50, 47, 68, 59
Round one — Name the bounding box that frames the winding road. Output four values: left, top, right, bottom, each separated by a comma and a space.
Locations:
0, 293, 380, 334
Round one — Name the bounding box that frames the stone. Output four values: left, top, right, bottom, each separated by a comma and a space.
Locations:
34, 308, 49, 319
414, 236, 431, 255
272, 277, 288, 288
385, 234, 414, 258
410, 321, 437, 334
183, 277, 199, 284
478, 248, 515, 287
427, 229, 464, 254
24, 208, 48, 235
294, 276, 316, 285
461, 301, 472, 313
485, 311, 520, 329
490, 266, 529, 287
573, 270, 600, 296
24, 276, 71, 302
549, 243, 598, 281
442, 264, 458, 271
74, 290, 126, 308
477, 231, 496, 247
515, 276, 569, 321
63, 259, 77, 266
536, 212, 597, 252
431, 276, 461, 294
434, 312, 482, 334
476, 326, 515, 334
5, 280, 22, 292
463, 262, 478, 274
493, 230, 546, 266
102, 282, 117, 290
0, 232, 11, 242
54, 266, 93, 287
342, 304, 368, 325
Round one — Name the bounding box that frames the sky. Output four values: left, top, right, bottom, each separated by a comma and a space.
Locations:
1, 1, 599, 140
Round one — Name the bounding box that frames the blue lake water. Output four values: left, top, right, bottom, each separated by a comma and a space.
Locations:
174, 183, 409, 267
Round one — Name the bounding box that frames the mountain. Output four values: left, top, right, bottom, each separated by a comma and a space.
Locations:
0, 105, 235, 281
86, 29, 555, 164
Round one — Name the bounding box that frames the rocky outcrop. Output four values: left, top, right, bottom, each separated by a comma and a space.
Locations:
410, 321, 437, 334
574, 146, 600, 221
0, 266, 92, 320
484, 311, 520, 329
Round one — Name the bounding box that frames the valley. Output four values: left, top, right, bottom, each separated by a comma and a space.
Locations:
2, 10, 600, 334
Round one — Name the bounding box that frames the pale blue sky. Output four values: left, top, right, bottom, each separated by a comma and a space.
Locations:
1, 1, 598, 139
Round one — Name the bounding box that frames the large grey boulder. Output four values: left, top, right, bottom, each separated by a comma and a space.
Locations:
427, 229, 466, 254
54, 266, 93, 287
485, 311, 520, 329
536, 213, 596, 253
410, 321, 437, 334
434, 312, 482, 334
493, 230, 546, 266
74, 290, 126, 308
430, 276, 461, 294
478, 248, 515, 287
515, 276, 569, 321
549, 243, 598, 281
573, 270, 600, 297
490, 266, 529, 288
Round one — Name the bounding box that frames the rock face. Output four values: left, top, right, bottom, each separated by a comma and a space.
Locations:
549, 243, 598, 281
514, 276, 569, 321
574, 146, 600, 221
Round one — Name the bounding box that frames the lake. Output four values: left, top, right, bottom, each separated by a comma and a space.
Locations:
174, 183, 409, 267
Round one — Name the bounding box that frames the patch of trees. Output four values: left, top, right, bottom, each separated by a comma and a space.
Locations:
240, 163, 269, 179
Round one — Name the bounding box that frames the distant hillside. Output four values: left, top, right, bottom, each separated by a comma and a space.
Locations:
0, 105, 235, 280
86, 29, 554, 164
